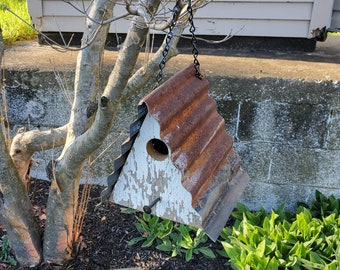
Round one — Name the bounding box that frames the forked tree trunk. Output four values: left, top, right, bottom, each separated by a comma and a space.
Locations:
42, 0, 116, 263
1, 0, 195, 265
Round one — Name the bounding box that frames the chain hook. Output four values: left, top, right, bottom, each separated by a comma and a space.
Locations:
155, 0, 182, 87
187, 0, 203, 79
155, 0, 203, 86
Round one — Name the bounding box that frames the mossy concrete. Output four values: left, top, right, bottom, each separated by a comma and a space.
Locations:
3, 38, 340, 211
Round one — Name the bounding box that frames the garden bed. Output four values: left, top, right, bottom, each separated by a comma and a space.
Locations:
0, 179, 229, 269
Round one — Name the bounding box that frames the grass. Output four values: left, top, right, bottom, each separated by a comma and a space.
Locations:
0, 0, 36, 44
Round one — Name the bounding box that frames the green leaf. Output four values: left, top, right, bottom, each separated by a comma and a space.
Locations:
185, 248, 193, 262
300, 258, 325, 269
309, 251, 325, 264
198, 247, 216, 259
171, 248, 179, 257
263, 216, 270, 231
267, 257, 279, 270
237, 202, 250, 213
176, 224, 192, 243
221, 241, 241, 259
179, 239, 192, 249
256, 239, 266, 257
285, 255, 300, 268
142, 235, 157, 248
156, 243, 173, 252
120, 207, 137, 214
156, 219, 173, 239
149, 215, 160, 231
135, 216, 149, 233
7, 255, 17, 266
128, 237, 144, 246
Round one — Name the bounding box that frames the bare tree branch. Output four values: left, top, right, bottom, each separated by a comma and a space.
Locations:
123, 19, 187, 98
10, 126, 67, 184
63, 0, 130, 26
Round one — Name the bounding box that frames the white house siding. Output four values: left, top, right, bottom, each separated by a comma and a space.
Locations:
28, 0, 337, 39
331, 0, 340, 31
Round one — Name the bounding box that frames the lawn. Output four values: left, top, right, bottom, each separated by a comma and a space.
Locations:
0, 0, 36, 43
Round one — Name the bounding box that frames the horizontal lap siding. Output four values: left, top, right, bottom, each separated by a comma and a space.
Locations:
194, 19, 310, 37
194, 1, 313, 37
32, 0, 321, 37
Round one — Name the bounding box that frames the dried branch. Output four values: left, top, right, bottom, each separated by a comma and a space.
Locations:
122, 20, 187, 98
63, 0, 130, 25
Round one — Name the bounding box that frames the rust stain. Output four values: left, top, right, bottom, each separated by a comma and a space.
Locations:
141, 64, 238, 204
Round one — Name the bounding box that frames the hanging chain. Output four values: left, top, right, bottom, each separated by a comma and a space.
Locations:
155, 1, 181, 86
156, 0, 203, 85
187, 0, 203, 79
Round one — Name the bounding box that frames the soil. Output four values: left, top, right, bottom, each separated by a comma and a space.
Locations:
0, 179, 231, 270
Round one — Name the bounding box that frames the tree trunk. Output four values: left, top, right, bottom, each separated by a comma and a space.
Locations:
42, 0, 115, 263
0, 30, 42, 266
1, 0, 198, 265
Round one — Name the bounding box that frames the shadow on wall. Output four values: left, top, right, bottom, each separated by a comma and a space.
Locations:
4, 69, 340, 212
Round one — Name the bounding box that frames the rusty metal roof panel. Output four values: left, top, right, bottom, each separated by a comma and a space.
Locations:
141, 64, 234, 193
141, 64, 249, 239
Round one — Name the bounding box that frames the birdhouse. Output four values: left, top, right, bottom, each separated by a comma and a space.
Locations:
101, 64, 249, 240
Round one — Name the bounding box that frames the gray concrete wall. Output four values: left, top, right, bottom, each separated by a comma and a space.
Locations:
3, 69, 340, 212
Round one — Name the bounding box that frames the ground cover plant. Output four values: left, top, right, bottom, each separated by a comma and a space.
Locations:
127, 210, 216, 262
0, 0, 36, 43
219, 191, 340, 270
0, 181, 338, 269
127, 190, 339, 270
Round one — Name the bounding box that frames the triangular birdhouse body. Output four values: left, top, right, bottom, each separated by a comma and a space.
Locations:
104, 64, 249, 240
112, 113, 202, 226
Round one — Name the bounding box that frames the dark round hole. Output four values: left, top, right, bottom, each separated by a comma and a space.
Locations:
146, 139, 169, 161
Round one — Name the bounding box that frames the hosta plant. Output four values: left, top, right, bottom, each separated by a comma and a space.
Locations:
127, 211, 215, 262
219, 191, 340, 270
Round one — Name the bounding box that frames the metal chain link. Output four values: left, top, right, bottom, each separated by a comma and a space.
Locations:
187, 0, 203, 79
155, 1, 181, 86
156, 0, 203, 86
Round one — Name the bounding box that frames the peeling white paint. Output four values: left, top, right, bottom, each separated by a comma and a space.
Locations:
112, 113, 202, 227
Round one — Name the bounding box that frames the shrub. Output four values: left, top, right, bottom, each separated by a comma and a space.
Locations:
219, 191, 340, 270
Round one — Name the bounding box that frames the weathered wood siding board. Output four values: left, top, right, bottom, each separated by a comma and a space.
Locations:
28, 0, 338, 38
194, 2, 313, 20
193, 19, 311, 37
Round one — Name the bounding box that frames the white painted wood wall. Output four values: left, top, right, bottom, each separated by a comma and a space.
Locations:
331, 0, 340, 31
28, 0, 340, 39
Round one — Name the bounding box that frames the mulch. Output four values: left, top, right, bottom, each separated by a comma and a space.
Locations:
0, 179, 231, 270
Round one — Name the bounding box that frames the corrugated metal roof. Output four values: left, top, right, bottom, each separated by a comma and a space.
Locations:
101, 63, 249, 240
141, 64, 231, 202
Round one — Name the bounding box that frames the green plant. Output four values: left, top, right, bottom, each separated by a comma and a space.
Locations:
219, 192, 340, 270
310, 190, 339, 219
0, 235, 17, 266
157, 224, 215, 262
127, 212, 215, 262
128, 212, 173, 247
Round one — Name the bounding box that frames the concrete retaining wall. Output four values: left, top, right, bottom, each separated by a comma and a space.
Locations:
3, 69, 340, 211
